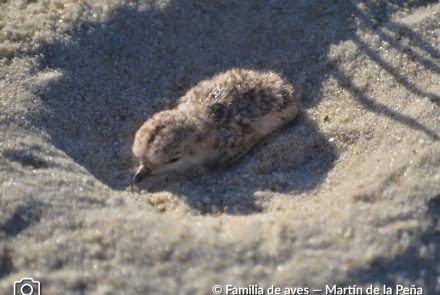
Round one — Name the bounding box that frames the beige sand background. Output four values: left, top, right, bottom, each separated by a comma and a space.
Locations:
1, 0, 440, 294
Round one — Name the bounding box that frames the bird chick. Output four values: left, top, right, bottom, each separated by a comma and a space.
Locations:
132, 68, 299, 182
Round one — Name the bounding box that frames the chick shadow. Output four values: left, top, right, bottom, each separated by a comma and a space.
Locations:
35, 0, 439, 206
133, 113, 336, 215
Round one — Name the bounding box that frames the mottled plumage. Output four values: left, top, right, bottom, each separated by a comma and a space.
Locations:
132, 68, 299, 182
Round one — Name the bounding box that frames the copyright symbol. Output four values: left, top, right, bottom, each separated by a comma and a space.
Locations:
212, 284, 223, 294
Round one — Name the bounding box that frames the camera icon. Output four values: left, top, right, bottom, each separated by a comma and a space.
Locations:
14, 278, 40, 295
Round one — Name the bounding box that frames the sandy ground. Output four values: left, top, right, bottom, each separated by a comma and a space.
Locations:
1, 0, 440, 294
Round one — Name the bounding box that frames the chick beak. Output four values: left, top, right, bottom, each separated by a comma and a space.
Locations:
132, 165, 151, 183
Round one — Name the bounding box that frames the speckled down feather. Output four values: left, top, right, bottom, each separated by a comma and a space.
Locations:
132, 68, 298, 180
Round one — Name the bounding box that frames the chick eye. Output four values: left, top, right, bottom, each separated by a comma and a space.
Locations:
168, 157, 180, 163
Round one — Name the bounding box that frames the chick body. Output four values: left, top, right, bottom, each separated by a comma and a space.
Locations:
132, 68, 298, 180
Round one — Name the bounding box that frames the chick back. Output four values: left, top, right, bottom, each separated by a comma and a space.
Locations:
179, 69, 298, 137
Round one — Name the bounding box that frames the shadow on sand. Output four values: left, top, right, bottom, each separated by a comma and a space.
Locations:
344, 194, 440, 294
36, 0, 439, 215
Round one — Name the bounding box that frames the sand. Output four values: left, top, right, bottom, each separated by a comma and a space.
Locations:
0, 0, 439, 294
